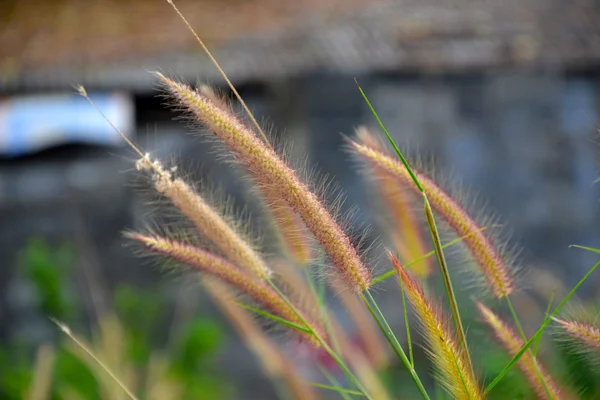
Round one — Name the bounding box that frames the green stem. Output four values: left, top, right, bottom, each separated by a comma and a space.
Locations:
505, 298, 554, 400
361, 291, 431, 400
372, 228, 490, 285
399, 276, 414, 367
423, 195, 472, 372
265, 279, 373, 400
485, 258, 600, 394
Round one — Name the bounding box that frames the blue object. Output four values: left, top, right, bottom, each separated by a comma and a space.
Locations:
0, 92, 134, 157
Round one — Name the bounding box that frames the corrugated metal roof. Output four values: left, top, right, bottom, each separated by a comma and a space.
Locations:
1, 0, 599, 91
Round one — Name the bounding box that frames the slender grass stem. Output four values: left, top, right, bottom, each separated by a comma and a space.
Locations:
360, 291, 431, 400
265, 279, 373, 399
423, 195, 473, 372
317, 365, 359, 400
399, 277, 414, 367
505, 298, 555, 400
533, 291, 555, 356
234, 301, 312, 333
51, 319, 138, 400
373, 228, 491, 284
303, 268, 343, 356
357, 81, 472, 372
485, 258, 600, 394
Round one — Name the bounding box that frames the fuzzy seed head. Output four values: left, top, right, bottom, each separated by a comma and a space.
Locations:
157, 73, 371, 291
129, 233, 323, 347
350, 134, 512, 297
554, 318, 600, 354
477, 302, 565, 399
136, 155, 271, 280
355, 127, 432, 278
393, 256, 483, 399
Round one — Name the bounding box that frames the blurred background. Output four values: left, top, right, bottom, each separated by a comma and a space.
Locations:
1, 0, 600, 399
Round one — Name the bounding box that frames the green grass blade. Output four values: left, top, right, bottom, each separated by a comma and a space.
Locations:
357, 80, 473, 379
484, 258, 600, 395
265, 279, 374, 400
571, 244, 600, 254
372, 228, 490, 284
234, 301, 312, 333
423, 195, 472, 370
533, 290, 555, 356
318, 365, 357, 400
307, 380, 364, 397
360, 291, 431, 400
505, 297, 554, 399
355, 80, 423, 192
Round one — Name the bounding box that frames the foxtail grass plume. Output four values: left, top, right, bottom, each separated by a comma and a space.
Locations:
136, 155, 271, 280
128, 232, 324, 346
156, 73, 370, 291
477, 302, 564, 399
198, 85, 313, 265
350, 131, 512, 298
554, 317, 600, 355
355, 127, 431, 278
206, 278, 320, 400
391, 254, 483, 400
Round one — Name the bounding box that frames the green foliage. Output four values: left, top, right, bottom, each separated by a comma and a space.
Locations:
1, 237, 229, 400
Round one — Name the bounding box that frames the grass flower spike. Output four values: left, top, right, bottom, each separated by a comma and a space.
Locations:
206, 279, 319, 400
157, 73, 370, 291
355, 127, 431, 278
391, 255, 482, 400
554, 317, 600, 355
198, 86, 313, 265
477, 302, 564, 399
350, 131, 512, 298
128, 232, 323, 346
136, 155, 271, 279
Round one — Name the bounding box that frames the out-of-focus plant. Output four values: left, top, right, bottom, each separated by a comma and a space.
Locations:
1, 238, 228, 400
18, 1, 600, 399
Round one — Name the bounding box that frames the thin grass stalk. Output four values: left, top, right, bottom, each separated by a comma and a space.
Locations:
394, 262, 482, 400
265, 279, 374, 400
505, 298, 555, 399
360, 290, 432, 400
534, 291, 555, 356
206, 279, 319, 400
477, 302, 562, 399
354, 86, 474, 370
423, 196, 473, 371
485, 257, 600, 394
373, 231, 488, 284
51, 319, 138, 400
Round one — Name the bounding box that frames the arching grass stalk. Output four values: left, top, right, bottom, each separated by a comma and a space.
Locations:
359, 291, 432, 400
51, 319, 138, 400
265, 279, 374, 400
505, 297, 555, 399
485, 255, 600, 395
356, 81, 472, 372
